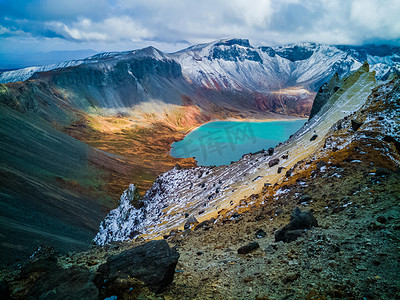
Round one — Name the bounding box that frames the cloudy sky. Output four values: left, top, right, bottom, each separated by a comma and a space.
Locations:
1, 0, 400, 62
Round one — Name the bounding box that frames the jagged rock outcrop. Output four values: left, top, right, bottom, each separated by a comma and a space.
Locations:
308, 72, 340, 120
95, 184, 143, 245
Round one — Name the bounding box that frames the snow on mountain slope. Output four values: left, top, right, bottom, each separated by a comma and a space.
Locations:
171, 40, 398, 92
0, 60, 85, 84
0, 51, 131, 84
95, 62, 386, 245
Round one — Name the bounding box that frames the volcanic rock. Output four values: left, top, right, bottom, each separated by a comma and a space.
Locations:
237, 242, 260, 254
268, 158, 280, 167
275, 208, 318, 242
95, 240, 179, 293
351, 119, 363, 131
184, 215, 198, 230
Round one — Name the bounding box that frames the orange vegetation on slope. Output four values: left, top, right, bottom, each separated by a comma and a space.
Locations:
63, 105, 208, 197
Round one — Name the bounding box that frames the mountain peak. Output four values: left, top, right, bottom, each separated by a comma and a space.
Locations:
214, 38, 251, 48
133, 46, 166, 60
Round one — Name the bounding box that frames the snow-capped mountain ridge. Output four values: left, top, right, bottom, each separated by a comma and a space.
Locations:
2, 39, 399, 91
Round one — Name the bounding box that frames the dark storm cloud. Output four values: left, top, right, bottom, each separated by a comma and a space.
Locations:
0, 0, 399, 54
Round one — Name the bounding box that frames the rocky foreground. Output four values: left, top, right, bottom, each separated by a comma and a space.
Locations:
1, 74, 399, 299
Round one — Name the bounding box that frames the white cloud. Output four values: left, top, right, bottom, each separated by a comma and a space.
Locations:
229, 0, 273, 28
47, 16, 153, 42
1, 0, 399, 53
350, 0, 400, 40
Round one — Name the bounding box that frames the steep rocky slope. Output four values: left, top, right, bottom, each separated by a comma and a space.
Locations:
1, 64, 399, 300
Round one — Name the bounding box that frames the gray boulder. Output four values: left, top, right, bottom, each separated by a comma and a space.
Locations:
275, 208, 318, 242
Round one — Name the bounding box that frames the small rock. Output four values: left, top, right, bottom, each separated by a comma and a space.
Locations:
268, 158, 280, 167
351, 119, 363, 131
357, 265, 368, 271
282, 272, 300, 283
231, 212, 241, 219
316, 160, 327, 170
296, 177, 307, 183
184, 216, 198, 230
298, 195, 311, 204
277, 167, 286, 174
194, 218, 215, 231
86, 260, 98, 266
196, 251, 203, 256
268, 147, 274, 156
255, 229, 266, 238
237, 242, 260, 254
169, 229, 181, 236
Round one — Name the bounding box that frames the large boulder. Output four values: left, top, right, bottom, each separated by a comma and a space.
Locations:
275, 208, 318, 242
95, 240, 179, 294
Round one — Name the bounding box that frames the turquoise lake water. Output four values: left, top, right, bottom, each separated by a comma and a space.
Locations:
171, 119, 306, 166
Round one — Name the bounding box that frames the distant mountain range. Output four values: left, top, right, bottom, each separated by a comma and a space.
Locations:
1, 39, 399, 117
2, 39, 400, 86
0, 49, 98, 70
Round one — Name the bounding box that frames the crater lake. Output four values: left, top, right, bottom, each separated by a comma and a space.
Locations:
171, 119, 306, 166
